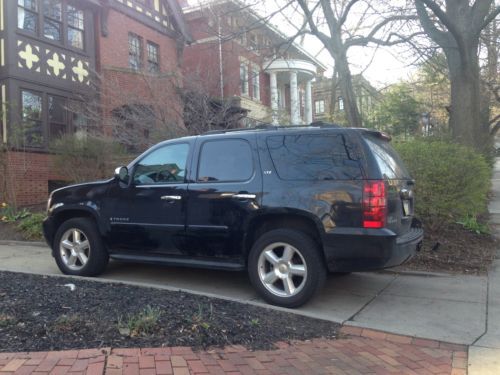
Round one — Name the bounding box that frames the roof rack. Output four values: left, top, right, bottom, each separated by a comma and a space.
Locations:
202, 121, 343, 135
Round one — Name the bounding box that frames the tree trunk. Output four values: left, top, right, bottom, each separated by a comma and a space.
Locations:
333, 49, 362, 127
445, 45, 485, 150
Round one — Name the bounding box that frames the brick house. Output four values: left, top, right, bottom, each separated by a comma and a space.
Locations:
181, 0, 326, 128
312, 75, 381, 126
0, 0, 191, 206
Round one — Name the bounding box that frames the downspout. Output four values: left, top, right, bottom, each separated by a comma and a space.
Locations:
217, 15, 224, 99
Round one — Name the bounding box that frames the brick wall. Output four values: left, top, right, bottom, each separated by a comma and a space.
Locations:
3, 151, 59, 207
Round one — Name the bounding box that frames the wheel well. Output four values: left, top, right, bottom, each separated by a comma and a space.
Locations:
245, 214, 324, 260
50, 210, 96, 245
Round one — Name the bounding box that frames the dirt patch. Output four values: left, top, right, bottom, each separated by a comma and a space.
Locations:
397, 222, 497, 275
0, 271, 338, 352
0, 222, 27, 242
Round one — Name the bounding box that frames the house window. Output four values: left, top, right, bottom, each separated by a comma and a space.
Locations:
339, 96, 344, 111
21, 90, 44, 147
252, 69, 260, 101
129, 33, 143, 71
147, 42, 160, 73
248, 33, 257, 50
315, 100, 325, 114
18, 1, 86, 50
43, 0, 62, 41
67, 5, 85, 49
48, 95, 67, 140
18, 0, 38, 33
237, 32, 247, 45
240, 63, 248, 96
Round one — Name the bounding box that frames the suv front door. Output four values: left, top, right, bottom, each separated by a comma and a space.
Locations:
104, 142, 191, 256
185, 137, 262, 264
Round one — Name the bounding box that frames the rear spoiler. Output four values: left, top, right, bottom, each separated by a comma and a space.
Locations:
359, 129, 392, 142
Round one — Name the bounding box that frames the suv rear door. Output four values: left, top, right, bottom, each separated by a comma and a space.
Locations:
184, 135, 262, 264
361, 133, 414, 235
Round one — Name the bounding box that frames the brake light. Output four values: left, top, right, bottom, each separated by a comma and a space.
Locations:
363, 180, 386, 228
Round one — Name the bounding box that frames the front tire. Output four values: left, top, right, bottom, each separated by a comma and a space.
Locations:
248, 229, 326, 308
53, 217, 108, 276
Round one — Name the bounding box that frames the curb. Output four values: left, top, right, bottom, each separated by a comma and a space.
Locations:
0, 240, 47, 247
340, 326, 468, 351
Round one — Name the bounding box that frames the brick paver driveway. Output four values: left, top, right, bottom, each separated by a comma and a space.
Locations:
0, 328, 467, 375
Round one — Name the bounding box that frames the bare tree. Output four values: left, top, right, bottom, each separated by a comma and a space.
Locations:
287, 0, 419, 127
415, 0, 500, 150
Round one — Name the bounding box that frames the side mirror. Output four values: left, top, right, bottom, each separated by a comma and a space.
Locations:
114, 166, 129, 184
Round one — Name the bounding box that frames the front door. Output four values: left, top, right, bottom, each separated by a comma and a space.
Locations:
185, 137, 262, 262
104, 142, 191, 256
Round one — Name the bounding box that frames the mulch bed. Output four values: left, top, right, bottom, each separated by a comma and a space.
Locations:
0, 271, 338, 353
397, 222, 497, 275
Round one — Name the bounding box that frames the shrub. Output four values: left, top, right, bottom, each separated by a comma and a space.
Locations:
394, 140, 491, 230
17, 213, 45, 240
50, 134, 129, 184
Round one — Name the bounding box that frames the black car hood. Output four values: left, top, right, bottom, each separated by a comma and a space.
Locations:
50, 179, 113, 206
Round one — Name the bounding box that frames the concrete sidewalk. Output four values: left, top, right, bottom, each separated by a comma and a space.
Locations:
0, 242, 488, 346
467, 158, 500, 374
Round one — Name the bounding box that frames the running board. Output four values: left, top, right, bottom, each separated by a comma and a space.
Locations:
109, 253, 245, 271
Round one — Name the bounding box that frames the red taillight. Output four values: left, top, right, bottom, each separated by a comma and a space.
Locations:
363, 180, 387, 228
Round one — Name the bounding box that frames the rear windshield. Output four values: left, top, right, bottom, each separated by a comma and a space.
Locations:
364, 136, 411, 179
266, 134, 363, 181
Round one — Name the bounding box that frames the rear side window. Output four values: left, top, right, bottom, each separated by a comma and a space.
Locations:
266, 134, 362, 181
198, 139, 254, 182
364, 137, 410, 179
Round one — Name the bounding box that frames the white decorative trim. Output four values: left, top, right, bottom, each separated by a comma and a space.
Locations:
1, 84, 6, 143
0, 39, 4, 67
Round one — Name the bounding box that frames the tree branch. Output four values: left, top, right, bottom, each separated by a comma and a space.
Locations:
346, 31, 425, 48
480, 5, 500, 32
415, 0, 455, 48
296, 0, 334, 52
338, 0, 361, 27
417, 0, 462, 40
345, 15, 418, 47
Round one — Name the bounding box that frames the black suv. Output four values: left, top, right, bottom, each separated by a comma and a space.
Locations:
43, 124, 423, 307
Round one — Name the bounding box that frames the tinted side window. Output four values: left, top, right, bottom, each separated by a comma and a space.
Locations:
198, 139, 253, 182
364, 137, 410, 179
267, 134, 362, 180
134, 143, 189, 185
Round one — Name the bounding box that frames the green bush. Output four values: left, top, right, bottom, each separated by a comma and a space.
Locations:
394, 140, 491, 230
17, 213, 45, 240
50, 134, 129, 184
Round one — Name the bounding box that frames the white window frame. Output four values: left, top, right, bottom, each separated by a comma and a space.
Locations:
240, 63, 249, 96
251, 68, 260, 101
315, 100, 325, 114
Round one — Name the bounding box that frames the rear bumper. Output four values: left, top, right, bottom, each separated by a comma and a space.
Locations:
323, 226, 423, 272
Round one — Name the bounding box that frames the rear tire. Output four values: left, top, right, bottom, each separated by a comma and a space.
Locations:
248, 229, 326, 308
53, 218, 108, 276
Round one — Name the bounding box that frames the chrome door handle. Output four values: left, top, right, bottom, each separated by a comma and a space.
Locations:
161, 195, 182, 200
232, 194, 256, 199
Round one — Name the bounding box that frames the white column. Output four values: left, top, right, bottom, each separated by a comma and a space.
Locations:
305, 80, 313, 124
270, 71, 279, 125
290, 71, 299, 125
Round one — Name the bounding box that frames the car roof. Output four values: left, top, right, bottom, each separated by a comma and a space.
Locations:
156, 122, 390, 145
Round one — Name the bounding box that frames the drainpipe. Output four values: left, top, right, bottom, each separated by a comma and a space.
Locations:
217, 16, 224, 99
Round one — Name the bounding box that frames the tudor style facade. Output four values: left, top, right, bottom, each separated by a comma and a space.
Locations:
0, 0, 190, 206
